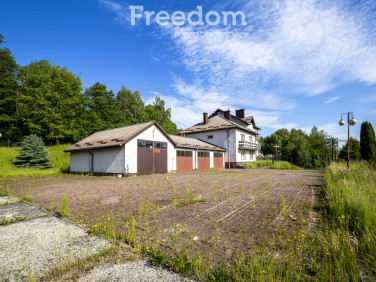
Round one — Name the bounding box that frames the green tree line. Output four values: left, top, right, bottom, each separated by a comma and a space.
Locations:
0, 34, 177, 145
261, 121, 376, 168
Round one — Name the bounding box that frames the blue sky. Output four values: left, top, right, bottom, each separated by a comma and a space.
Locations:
1, 0, 376, 140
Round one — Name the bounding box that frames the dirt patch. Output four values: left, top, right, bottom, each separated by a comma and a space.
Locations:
100, 196, 120, 205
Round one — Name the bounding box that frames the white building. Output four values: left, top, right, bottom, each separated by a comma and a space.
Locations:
64, 121, 225, 175
180, 109, 261, 168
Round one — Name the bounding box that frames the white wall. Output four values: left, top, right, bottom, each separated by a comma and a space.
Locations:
70, 146, 125, 173
184, 129, 235, 163
235, 129, 259, 163
124, 124, 175, 174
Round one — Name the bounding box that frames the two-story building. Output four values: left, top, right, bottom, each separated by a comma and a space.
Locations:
179, 109, 261, 168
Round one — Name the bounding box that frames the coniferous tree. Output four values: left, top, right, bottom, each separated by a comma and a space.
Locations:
14, 134, 52, 168
360, 121, 376, 160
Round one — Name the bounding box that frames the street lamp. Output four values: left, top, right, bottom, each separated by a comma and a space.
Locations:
339, 112, 356, 168
275, 144, 280, 161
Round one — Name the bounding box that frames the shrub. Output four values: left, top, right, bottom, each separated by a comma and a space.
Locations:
13, 135, 52, 169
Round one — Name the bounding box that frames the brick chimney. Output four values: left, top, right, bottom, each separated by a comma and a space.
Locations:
224, 109, 231, 121
235, 109, 245, 118
203, 112, 208, 124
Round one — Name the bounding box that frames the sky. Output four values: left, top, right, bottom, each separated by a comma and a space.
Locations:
1, 0, 376, 141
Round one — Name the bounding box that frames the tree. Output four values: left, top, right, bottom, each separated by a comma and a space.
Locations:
18, 60, 84, 144
146, 96, 177, 134
82, 82, 123, 134
308, 126, 330, 168
116, 86, 147, 124
14, 134, 52, 168
284, 129, 311, 167
360, 121, 376, 160
0, 34, 19, 141
339, 137, 361, 160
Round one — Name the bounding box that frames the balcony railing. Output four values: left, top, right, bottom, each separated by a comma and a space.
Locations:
238, 141, 261, 150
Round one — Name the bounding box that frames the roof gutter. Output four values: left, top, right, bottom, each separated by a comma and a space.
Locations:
175, 145, 226, 152
65, 143, 123, 152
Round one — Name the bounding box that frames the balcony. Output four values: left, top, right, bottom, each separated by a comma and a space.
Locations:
238, 141, 261, 150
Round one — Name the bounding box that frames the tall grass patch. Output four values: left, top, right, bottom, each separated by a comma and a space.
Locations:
324, 161, 376, 277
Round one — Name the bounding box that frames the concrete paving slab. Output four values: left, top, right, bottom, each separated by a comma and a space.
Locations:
0, 196, 20, 205
78, 260, 196, 282
0, 202, 48, 221
0, 216, 109, 281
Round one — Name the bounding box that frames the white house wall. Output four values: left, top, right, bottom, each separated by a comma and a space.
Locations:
124, 124, 175, 174
184, 129, 235, 163
235, 129, 259, 163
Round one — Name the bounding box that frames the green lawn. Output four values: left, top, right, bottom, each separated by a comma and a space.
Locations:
0, 145, 70, 177
243, 160, 299, 169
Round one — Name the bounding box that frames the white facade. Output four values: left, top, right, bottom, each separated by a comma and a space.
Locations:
124, 124, 175, 173
184, 128, 259, 165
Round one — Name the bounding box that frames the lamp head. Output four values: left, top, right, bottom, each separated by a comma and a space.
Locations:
349, 118, 356, 126
339, 120, 345, 126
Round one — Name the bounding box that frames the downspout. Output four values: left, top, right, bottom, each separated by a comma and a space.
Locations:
195, 147, 198, 171
86, 149, 94, 176
227, 129, 230, 168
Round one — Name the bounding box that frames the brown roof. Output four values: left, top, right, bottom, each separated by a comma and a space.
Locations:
64, 121, 175, 152
168, 135, 225, 151
242, 116, 260, 130
180, 115, 258, 135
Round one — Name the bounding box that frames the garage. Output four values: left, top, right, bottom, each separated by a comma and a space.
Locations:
198, 151, 210, 170
137, 139, 168, 175
176, 150, 193, 172
214, 152, 224, 169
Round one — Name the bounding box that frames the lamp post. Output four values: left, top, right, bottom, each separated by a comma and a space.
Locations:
338, 112, 356, 169
275, 144, 280, 161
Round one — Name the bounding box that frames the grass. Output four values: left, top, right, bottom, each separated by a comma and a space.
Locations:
3, 166, 374, 281
0, 145, 70, 177
243, 160, 299, 170
324, 161, 376, 278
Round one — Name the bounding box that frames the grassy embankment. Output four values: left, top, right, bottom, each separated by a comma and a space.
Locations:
243, 160, 299, 169
323, 161, 376, 278
0, 145, 70, 177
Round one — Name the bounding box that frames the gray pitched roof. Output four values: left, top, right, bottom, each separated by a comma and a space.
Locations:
180, 115, 258, 135
168, 135, 225, 151
64, 121, 175, 152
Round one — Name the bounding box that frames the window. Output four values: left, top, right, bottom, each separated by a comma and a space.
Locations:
146, 141, 153, 148
249, 136, 253, 143
186, 151, 192, 157
177, 150, 192, 157
137, 140, 146, 147
198, 152, 209, 157
207, 135, 213, 139
241, 134, 245, 142
161, 143, 167, 149
154, 142, 161, 148
241, 150, 245, 160
214, 152, 223, 158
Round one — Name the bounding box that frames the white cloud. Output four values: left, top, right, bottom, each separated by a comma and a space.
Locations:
149, 90, 161, 95
325, 96, 340, 104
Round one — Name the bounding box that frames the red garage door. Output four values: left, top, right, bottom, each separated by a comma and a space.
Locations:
198, 151, 210, 170
176, 150, 193, 172
214, 152, 224, 169
137, 140, 168, 175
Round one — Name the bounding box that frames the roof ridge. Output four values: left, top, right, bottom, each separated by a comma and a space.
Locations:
92, 120, 155, 134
